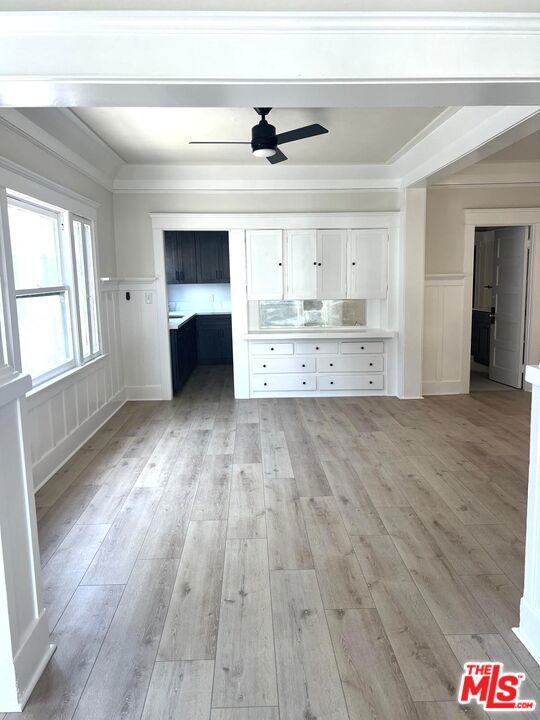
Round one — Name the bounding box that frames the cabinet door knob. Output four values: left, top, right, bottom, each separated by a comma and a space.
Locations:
361, 346, 365, 350
270, 347, 274, 351
330, 381, 334, 385
302, 363, 305, 367
264, 382, 267, 386
352, 262, 356, 266
369, 362, 373, 366
263, 364, 266, 368
318, 262, 321, 266
313, 261, 317, 266
330, 363, 333, 367
278, 262, 282, 266
302, 381, 306, 385
369, 381, 373, 385
316, 346, 320, 350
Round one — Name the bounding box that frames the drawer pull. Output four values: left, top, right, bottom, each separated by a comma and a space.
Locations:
313, 261, 317, 265
302, 363, 306, 367
369, 381, 373, 385
302, 381, 306, 385
270, 347, 274, 351
264, 382, 267, 386
330, 381, 334, 385
316, 346, 320, 350
263, 364, 267, 368
361, 346, 365, 350
352, 262, 356, 266
369, 362, 373, 366
329, 363, 333, 367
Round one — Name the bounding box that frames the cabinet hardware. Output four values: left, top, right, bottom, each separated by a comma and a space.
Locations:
361, 346, 365, 350
369, 381, 373, 385
270, 347, 274, 351
330, 363, 333, 367
278, 262, 282, 266
301, 363, 305, 367
263, 364, 267, 367
317, 262, 321, 266
369, 362, 373, 366
264, 382, 267, 386
330, 381, 334, 385
352, 262, 356, 266
316, 346, 320, 350
302, 381, 306, 385
313, 261, 317, 265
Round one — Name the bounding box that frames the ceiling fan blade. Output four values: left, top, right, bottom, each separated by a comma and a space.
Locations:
189, 141, 250, 145
275, 123, 328, 146
267, 148, 288, 164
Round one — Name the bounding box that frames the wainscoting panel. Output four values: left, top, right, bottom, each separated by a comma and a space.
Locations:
27, 285, 125, 489
423, 274, 468, 395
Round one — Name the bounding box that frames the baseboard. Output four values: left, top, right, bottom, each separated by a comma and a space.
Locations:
125, 384, 164, 400
514, 598, 540, 667
422, 380, 467, 395
3, 610, 55, 712
32, 389, 125, 492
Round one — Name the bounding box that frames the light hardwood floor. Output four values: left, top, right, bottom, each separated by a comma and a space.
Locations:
10, 366, 537, 720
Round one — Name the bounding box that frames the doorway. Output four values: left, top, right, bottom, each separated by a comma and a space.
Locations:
470, 225, 531, 391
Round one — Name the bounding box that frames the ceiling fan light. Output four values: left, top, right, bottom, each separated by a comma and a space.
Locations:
253, 147, 276, 158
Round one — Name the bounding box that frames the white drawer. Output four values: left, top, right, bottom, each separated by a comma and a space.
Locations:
250, 342, 294, 356
318, 374, 384, 391
252, 357, 316, 374
252, 374, 317, 392
340, 341, 384, 355
295, 341, 338, 355
318, 355, 384, 373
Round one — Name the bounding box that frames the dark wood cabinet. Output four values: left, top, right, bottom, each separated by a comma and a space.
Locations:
164, 231, 229, 284
170, 317, 198, 393
196, 314, 233, 365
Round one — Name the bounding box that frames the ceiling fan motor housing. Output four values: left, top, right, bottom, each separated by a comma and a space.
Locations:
251, 120, 277, 152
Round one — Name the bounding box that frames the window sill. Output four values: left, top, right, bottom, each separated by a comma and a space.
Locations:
26, 353, 110, 407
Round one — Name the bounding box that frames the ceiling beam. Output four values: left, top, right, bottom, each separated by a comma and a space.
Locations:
0, 11, 539, 107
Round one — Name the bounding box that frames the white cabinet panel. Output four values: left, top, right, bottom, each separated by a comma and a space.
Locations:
318, 374, 384, 391
317, 230, 347, 299
252, 374, 317, 392
295, 341, 338, 354
250, 342, 294, 356
286, 230, 317, 299
341, 341, 384, 354
251, 357, 316, 373
317, 355, 384, 372
246, 229, 284, 300
348, 229, 388, 299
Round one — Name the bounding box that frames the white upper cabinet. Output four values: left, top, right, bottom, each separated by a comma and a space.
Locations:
286, 230, 317, 299
348, 229, 388, 299
317, 230, 347, 299
246, 229, 284, 299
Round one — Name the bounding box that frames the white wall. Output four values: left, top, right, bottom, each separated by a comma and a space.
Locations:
423, 185, 540, 394
114, 190, 400, 398
0, 121, 124, 488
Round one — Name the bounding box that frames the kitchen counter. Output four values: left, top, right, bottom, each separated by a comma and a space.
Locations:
242, 328, 397, 340
169, 311, 231, 330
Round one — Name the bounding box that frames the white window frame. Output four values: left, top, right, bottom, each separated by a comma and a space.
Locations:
69, 213, 102, 364
6, 193, 102, 388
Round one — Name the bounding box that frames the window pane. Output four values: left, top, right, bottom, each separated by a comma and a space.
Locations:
73, 220, 91, 358
84, 223, 100, 355
16, 293, 73, 381
8, 202, 62, 289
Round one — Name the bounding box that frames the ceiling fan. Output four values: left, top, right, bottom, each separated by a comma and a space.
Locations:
189, 107, 328, 164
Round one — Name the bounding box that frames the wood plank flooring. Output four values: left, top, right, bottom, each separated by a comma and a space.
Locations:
13, 366, 535, 720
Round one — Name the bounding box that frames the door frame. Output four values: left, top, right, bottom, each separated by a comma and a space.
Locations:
150, 211, 400, 400
464, 208, 540, 393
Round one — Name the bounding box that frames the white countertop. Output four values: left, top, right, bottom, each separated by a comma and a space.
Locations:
242, 328, 397, 340
168, 310, 231, 330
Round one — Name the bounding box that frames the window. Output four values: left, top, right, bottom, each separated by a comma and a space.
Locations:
7, 195, 101, 386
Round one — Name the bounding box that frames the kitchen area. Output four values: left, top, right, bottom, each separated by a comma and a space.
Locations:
166, 230, 232, 394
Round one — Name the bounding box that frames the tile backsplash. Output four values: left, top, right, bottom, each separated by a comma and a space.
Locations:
168, 283, 231, 313
257, 299, 366, 328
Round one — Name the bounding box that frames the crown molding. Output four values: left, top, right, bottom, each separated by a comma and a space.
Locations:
0, 109, 122, 191
1, 11, 540, 36
113, 163, 400, 193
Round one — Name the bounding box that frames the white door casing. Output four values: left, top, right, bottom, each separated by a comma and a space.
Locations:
246, 229, 283, 300
348, 229, 388, 299
489, 225, 529, 389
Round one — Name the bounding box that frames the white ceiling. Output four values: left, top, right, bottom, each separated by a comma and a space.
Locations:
72, 107, 445, 165
1, 0, 539, 9
481, 129, 540, 163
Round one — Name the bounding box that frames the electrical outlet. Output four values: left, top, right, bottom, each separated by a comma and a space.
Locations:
145, 292, 153, 304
